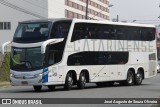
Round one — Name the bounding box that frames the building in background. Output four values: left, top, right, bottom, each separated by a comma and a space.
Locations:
65, 0, 109, 20
0, 0, 110, 46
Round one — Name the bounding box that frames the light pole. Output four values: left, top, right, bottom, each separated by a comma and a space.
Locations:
85, 0, 89, 20
117, 15, 119, 22
108, 4, 119, 22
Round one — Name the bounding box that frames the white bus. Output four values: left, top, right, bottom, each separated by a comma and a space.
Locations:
1, 18, 157, 91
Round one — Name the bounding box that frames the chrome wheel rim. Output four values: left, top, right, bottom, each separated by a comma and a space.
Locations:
128, 74, 133, 84
136, 73, 142, 83
81, 76, 86, 85
68, 76, 73, 86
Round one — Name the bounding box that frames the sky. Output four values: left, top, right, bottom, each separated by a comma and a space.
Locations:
109, 0, 160, 25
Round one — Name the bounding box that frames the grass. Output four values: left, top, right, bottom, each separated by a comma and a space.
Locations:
0, 53, 10, 82
0, 81, 10, 88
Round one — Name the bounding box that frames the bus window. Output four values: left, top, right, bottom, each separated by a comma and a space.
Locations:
105, 25, 115, 39
116, 26, 126, 40
71, 23, 155, 42
47, 42, 64, 66
67, 52, 129, 66
13, 23, 51, 43
141, 28, 155, 41
50, 21, 71, 39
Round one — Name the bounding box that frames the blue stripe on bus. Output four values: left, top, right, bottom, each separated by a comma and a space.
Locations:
42, 74, 48, 83
42, 68, 48, 83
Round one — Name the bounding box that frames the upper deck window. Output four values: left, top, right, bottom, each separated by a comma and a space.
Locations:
50, 21, 71, 39
71, 23, 155, 42
13, 22, 51, 43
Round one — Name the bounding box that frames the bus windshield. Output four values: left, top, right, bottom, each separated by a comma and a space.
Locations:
10, 47, 45, 71
13, 22, 52, 43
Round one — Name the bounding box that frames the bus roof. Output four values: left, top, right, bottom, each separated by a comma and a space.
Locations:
20, 18, 72, 23
20, 18, 155, 28
73, 19, 155, 28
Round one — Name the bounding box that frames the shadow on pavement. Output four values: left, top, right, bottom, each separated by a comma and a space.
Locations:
0, 83, 152, 93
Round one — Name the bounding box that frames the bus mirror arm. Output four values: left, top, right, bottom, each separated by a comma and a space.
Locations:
41, 38, 64, 54
1, 41, 12, 55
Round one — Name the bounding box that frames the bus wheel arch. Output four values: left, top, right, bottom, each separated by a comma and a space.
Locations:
134, 68, 144, 85
64, 70, 77, 90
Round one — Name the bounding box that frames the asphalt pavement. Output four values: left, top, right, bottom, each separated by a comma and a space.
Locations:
0, 73, 160, 107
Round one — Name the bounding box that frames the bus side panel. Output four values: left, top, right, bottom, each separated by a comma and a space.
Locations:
47, 65, 67, 85
148, 52, 157, 77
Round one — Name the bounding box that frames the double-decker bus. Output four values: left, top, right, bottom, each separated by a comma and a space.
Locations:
1, 18, 157, 91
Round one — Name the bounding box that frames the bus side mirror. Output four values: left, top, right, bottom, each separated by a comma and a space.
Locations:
1, 41, 12, 55
41, 38, 64, 54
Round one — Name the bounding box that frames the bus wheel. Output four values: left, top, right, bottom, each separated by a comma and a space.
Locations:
134, 71, 143, 85
48, 85, 55, 91
64, 72, 73, 90
33, 85, 42, 92
125, 71, 134, 86
77, 72, 86, 89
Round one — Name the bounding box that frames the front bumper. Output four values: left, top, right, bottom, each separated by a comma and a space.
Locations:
10, 76, 43, 86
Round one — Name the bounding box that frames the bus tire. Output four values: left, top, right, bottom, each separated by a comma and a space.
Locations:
33, 86, 42, 92
119, 71, 134, 86
134, 70, 143, 85
64, 72, 73, 90
48, 85, 55, 91
124, 71, 134, 86
77, 72, 86, 89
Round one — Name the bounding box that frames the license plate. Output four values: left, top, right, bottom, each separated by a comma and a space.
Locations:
21, 81, 28, 85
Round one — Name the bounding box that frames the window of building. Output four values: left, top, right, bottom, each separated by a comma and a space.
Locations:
65, 0, 68, 5
68, 11, 72, 18
0, 22, 11, 30
106, 0, 109, 5
0, 22, 3, 30
74, 13, 78, 18
79, 5, 82, 10
74, 3, 78, 9
65, 10, 68, 17
69, 1, 72, 7
79, 14, 83, 19
83, 6, 86, 12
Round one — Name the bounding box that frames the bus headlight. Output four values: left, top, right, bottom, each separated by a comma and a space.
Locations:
34, 71, 49, 78
10, 73, 15, 77
34, 73, 43, 78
